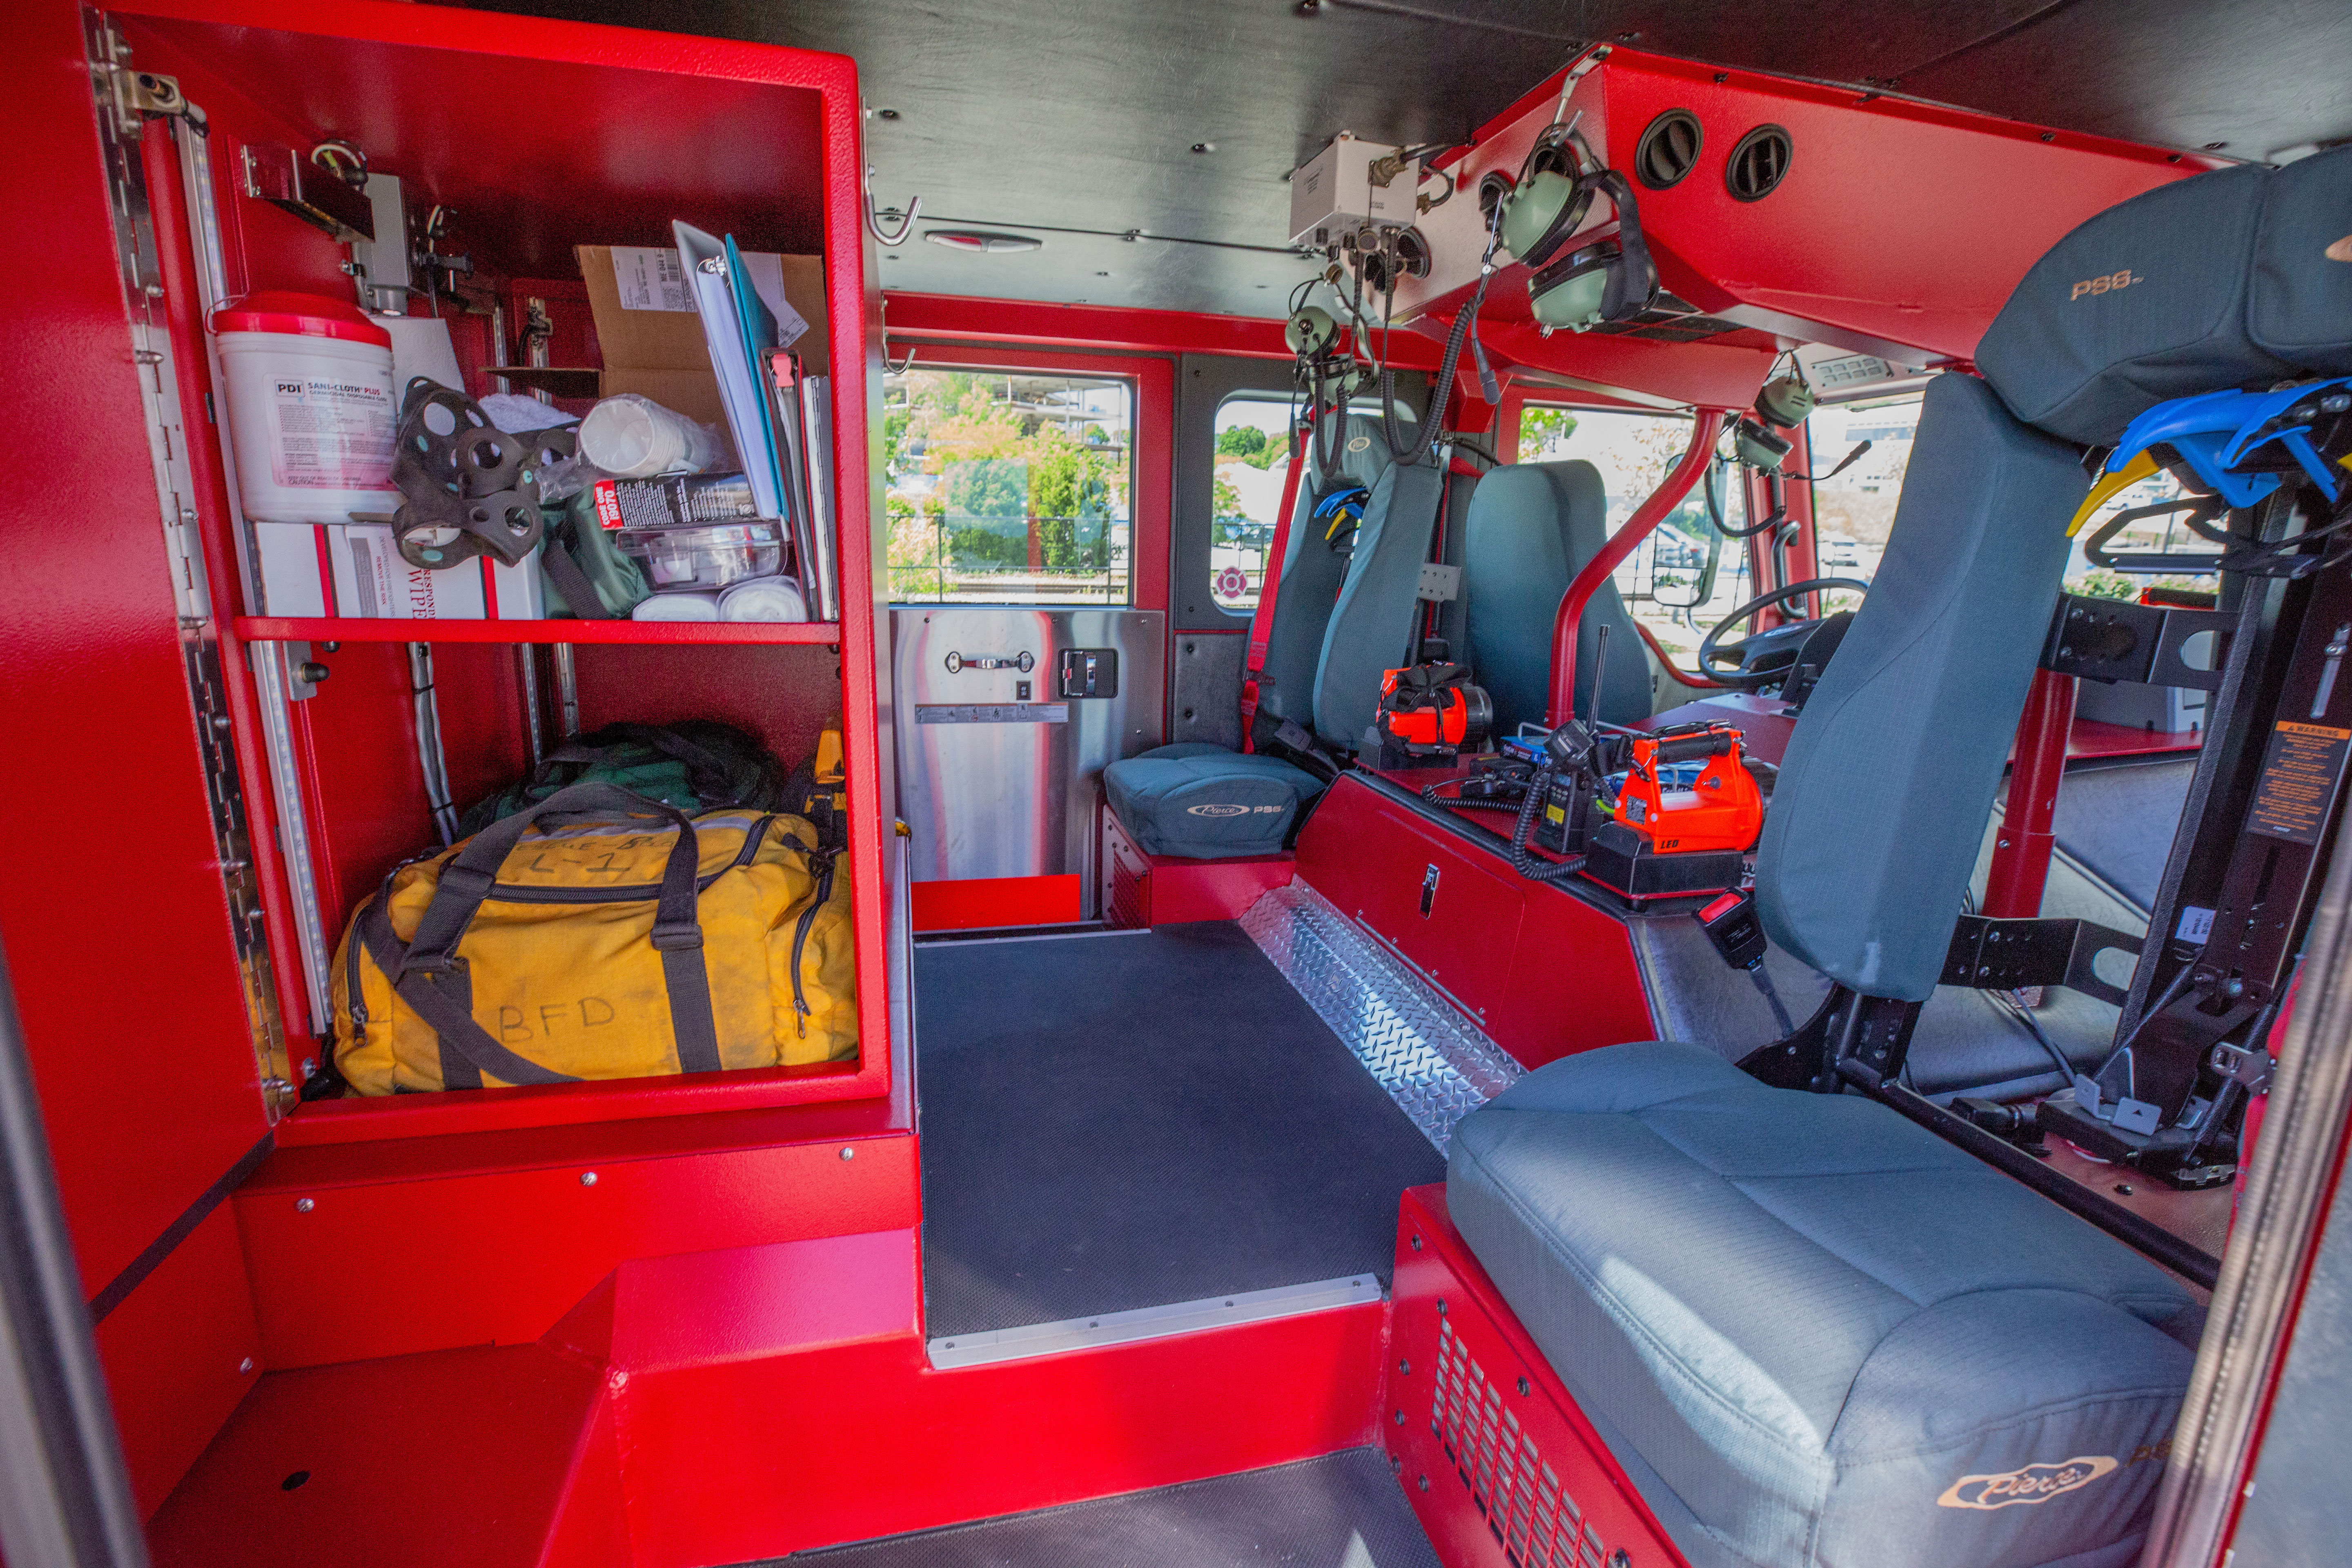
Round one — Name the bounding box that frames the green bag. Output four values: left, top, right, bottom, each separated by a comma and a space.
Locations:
539, 492, 651, 619
455, 721, 786, 837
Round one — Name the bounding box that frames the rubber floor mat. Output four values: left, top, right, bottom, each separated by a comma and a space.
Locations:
913, 922, 1446, 1339
796, 1448, 1439, 1567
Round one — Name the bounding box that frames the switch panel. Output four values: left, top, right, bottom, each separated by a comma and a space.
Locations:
1059, 647, 1119, 699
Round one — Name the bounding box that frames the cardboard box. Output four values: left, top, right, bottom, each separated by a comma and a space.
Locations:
571, 243, 826, 427
250, 521, 543, 620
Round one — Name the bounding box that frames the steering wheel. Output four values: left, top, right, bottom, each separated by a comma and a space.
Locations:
1697, 577, 1871, 693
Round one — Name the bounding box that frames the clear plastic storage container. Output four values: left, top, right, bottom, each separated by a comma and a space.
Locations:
617, 521, 784, 590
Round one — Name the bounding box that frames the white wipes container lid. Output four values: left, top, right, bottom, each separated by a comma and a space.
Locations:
630, 590, 721, 622
717, 575, 809, 623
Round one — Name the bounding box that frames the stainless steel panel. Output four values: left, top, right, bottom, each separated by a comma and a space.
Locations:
893, 608, 1164, 915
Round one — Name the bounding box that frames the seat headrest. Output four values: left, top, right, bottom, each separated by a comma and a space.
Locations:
1310, 409, 1395, 492
1978, 146, 2352, 447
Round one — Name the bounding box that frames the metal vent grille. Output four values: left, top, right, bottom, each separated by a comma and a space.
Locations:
1633, 109, 1702, 190
1106, 850, 1144, 929
1585, 289, 1740, 343
1435, 1316, 1613, 1568
1726, 125, 1793, 202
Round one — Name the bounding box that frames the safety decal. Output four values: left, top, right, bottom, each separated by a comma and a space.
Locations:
1936, 1455, 2117, 1510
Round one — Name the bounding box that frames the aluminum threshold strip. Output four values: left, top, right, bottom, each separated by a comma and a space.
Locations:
927, 1274, 1376, 1370
1241, 882, 1521, 1152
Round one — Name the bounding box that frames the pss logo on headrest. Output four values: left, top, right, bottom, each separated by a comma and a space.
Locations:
2069, 270, 2143, 302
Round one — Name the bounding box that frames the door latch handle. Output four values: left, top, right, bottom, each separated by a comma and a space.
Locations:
1420, 863, 1441, 918
944, 650, 1035, 674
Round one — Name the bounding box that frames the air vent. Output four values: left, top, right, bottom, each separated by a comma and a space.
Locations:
1725, 125, 1793, 202
1634, 109, 1703, 189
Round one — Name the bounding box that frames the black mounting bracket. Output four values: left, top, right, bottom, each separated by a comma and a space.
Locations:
1940, 915, 2141, 1007
2040, 592, 2228, 689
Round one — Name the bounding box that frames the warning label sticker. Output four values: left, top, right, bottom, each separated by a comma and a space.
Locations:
2249, 720, 2352, 844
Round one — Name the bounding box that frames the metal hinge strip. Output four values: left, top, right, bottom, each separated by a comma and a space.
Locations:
85, 11, 294, 1114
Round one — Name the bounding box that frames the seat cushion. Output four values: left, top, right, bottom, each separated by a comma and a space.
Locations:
1448, 1041, 2198, 1568
1101, 742, 1322, 859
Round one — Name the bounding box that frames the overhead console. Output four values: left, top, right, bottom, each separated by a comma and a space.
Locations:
1291, 45, 2229, 405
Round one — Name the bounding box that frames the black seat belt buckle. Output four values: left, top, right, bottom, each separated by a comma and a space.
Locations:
1696, 891, 1767, 971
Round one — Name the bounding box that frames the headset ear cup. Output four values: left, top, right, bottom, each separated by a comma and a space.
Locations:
1504, 168, 1593, 271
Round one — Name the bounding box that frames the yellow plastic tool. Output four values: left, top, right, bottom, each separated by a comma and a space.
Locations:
2067, 449, 2160, 537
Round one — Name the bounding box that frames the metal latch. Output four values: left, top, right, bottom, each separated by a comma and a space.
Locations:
944, 650, 1035, 673
2209, 1039, 2275, 1093
1420, 863, 1441, 917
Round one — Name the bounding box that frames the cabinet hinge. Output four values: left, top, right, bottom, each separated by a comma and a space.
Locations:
86, 11, 297, 1116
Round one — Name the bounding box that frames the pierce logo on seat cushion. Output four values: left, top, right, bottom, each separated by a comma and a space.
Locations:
1937, 1455, 2118, 1510
1186, 803, 1285, 816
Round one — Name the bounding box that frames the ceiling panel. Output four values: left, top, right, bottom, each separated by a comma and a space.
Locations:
470, 0, 2349, 318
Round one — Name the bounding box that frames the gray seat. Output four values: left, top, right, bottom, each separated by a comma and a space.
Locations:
1449, 1041, 2199, 1568
1441, 142, 2352, 1563
1311, 457, 1451, 751
1461, 461, 1650, 736
1100, 741, 1319, 859
1253, 411, 1395, 736
1101, 412, 1428, 860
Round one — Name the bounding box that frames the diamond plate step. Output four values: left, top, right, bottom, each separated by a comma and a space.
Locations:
1242, 882, 1522, 1151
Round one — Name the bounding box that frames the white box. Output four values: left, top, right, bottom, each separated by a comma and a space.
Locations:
1288, 132, 1419, 247
249, 521, 543, 620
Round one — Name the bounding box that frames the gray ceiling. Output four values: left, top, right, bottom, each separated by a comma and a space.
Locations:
475, 0, 2352, 318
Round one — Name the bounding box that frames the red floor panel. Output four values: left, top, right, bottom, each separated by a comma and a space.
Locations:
146, 1342, 606, 1568
612, 1298, 1392, 1567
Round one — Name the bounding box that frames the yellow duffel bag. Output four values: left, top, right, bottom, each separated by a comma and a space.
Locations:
331, 781, 856, 1094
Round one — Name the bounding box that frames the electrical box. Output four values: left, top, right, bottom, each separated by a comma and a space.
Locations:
1287, 132, 1420, 247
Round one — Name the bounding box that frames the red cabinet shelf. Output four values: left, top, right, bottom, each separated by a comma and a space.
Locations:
233, 617, 842, 646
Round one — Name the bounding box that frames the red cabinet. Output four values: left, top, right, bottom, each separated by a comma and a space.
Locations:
3, 0, 905, 1529
1296, 777, 1658, 1065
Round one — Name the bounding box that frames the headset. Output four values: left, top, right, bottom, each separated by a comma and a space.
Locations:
1489, 122, 1660, 333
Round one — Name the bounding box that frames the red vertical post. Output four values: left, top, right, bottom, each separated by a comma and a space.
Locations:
1547, 410, 1725, 727
1984, 668, 2077, 917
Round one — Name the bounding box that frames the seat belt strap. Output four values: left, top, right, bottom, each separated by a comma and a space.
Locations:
1240, 425, 1311, 753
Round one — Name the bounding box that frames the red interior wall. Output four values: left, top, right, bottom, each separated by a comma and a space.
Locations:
571, 644, 842, 777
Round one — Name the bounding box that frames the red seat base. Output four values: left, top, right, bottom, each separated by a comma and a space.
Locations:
1102, 807, 1294, 926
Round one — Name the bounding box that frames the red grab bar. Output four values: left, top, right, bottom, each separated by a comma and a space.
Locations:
1546, 409, 1726, 727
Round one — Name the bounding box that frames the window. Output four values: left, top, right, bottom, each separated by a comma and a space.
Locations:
1209, 395, 1294, 612
1517, 404, 1752, 666
883, 368, 1134, 604
1207, 394, 1417, 613
1804, 394, 1915, 589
